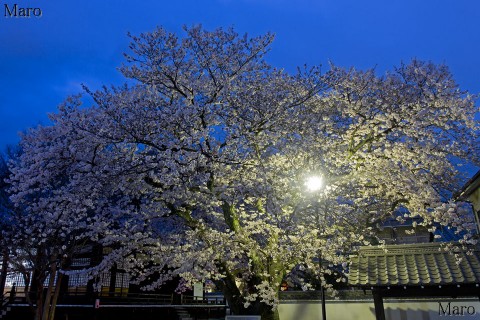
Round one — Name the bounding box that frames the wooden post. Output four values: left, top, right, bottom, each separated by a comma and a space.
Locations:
0, 248, 8, 296
372, 289, 386, 320
108, 264, 117, 297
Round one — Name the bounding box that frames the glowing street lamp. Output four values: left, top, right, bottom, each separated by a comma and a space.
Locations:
305, 176, 324, 192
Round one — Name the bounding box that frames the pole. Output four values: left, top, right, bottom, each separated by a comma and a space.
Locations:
320, 285, 326, 320
318, 252, 326, 320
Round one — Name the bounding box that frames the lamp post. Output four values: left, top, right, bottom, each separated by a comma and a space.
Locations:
305, 175, 327, 320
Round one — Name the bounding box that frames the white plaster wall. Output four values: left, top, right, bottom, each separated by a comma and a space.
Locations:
279, 299, 480, 320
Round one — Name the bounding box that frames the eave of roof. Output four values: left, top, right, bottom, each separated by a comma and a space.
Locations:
455, 169, 480, 200
348, 242, 480, 287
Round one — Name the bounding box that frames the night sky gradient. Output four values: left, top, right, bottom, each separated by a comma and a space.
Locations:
1, 0, 479, 151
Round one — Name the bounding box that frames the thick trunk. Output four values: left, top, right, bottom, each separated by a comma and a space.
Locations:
31, 248, 47, 320
48, 272, 63, 320
213, 270, 243, 316
215, 258, 282, 320
34, 284, 44, 320
259, 305, 279, 320
230, 299, 279, 320
217, 274, 280, 320
42, 259, 57, 320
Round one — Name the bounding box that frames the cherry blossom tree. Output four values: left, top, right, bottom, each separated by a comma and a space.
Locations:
7, 26, 479, 320
6, 124, 150, 320
319, 61, 479, 235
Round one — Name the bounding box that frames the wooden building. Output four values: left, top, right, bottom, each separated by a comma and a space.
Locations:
349, 169, 480, 320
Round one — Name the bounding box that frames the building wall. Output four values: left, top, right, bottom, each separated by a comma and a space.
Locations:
279, 298, 480, 320
469, 187, 480, 210
468, 187, 480, 229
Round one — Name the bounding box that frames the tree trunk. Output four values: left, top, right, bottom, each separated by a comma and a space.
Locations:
249, 301, 279, 320
213, 267, 243, 316
42, 259, 58, 320
218, 279, 280, 320
230, 299, 279, 320
260, 306, 280, 320
47, 271, 63, 320
214, 265, 281, 320
31, 247, 47, 320
19, 268, 36, 317
34, 283, 44, 320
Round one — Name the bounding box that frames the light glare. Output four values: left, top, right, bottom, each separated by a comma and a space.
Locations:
305, 176, 323, 192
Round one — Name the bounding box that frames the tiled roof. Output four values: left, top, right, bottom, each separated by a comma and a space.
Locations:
348, 243, 480, 287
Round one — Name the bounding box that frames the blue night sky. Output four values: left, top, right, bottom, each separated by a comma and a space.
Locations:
1, 0, 479, 150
